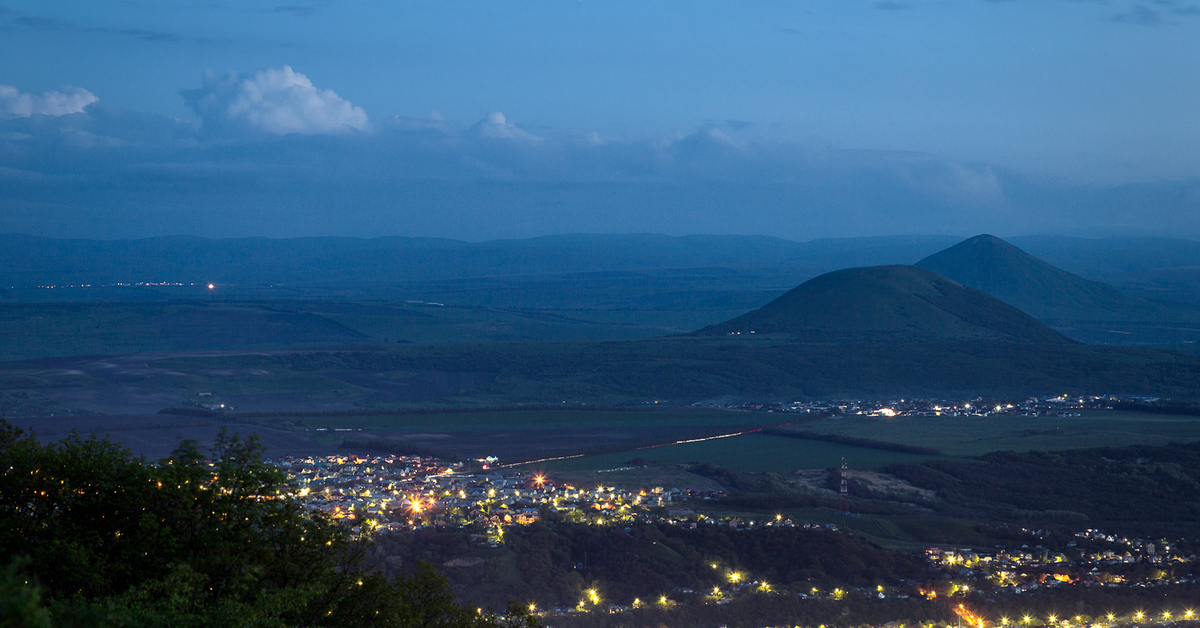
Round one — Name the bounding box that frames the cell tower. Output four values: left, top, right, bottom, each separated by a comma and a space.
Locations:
838, 457, 849, 515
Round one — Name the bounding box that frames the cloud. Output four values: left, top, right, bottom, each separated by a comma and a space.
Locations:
0, 8, 181, 42
468, 112, 541, 141
182, 66, 369, 136
0, 85, 97, 119
1112, 4, 1164, 24
273, 5, 316, 16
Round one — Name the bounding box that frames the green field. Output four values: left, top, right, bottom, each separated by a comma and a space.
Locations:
527, 432, 938, 473
0, 300, 734, 361
265, 409, 764, 432
791, 409, 1200, 456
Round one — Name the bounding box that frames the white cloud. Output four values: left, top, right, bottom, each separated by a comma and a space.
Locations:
469, 111, 541, 141
0, 85, 97, 119
183, 66, 368, 135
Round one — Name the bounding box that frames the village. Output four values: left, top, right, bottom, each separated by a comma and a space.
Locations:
278, 453, 1198, 615
278, 452, 820, 535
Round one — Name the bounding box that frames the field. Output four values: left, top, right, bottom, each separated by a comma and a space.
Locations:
526, 432, 937, 473
283, 409, 764, 432
786, 409, 1200, 456
0, 298, 757, 362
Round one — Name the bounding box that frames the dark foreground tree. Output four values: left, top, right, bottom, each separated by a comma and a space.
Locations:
0, 420, 538, 628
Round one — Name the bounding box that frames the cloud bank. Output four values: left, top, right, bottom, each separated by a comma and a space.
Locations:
182, 66, 368, 136
0, 85, 97, 119
0, 67, 1197, 242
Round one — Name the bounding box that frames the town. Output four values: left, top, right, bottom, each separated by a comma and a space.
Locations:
280, 452, 1200, 624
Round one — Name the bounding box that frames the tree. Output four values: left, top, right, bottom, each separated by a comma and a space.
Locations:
0, 420, 538, 628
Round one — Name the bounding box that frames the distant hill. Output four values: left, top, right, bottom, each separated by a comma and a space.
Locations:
697, 265, 1072, 344
1009, 235, 1200, 304
915, 234, 1154, 322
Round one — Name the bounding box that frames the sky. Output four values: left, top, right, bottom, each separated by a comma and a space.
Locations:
1, 0, 1199, 241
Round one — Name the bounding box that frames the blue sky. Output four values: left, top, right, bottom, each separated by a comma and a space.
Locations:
2, 0, 1199, 240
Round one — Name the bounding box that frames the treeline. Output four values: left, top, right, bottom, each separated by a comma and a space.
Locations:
0, 420, 538, 628
887, 441, 1200, 535
762, 427, 944, 455
369, 520, 933, 609
339, 437, 463, 460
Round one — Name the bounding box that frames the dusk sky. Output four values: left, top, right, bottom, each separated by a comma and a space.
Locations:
2, 0, 1198, 241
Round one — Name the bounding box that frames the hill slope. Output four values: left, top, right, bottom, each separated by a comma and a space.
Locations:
915, 234, 1158, 322
697, 265, 1072, 344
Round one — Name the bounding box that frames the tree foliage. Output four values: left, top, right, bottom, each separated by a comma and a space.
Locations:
0, 420, 538, 628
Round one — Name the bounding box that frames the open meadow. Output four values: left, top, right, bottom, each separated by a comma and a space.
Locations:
785, 409, 1200, 456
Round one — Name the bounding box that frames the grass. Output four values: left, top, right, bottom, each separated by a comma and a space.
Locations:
261, 409, 763, 432
528, 433, 938, 473
792, 409, 1200, 456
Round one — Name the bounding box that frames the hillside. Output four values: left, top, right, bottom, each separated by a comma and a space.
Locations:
696, 265, 1072, 344
917, 235, 1200, 345
917, 235, 1155, 321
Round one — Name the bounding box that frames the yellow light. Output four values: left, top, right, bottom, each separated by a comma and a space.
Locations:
1023, 616, 1032, 624
1135, 612, 1144, 620
1049, 616, 1057, 623
1186, 610, 1195, 619
528, 603, 536, 612
728, 572, 741, 583
776, 513, 783, 521
659, 595, 668, 604
1163, 612, 1171, 620
1001, 618, 1009, 625
1106, 614, 1114, 621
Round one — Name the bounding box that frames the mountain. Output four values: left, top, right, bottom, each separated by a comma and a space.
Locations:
914, 235, 1200, 348
1009, 235, 1200, 304
914, 234, 1158, 322
697, 265, 1072, 344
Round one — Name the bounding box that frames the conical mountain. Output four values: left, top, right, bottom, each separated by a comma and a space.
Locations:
915, 234, 1175, 323
697, 265, 1072, 343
